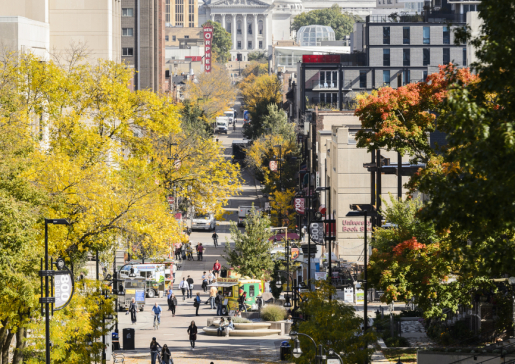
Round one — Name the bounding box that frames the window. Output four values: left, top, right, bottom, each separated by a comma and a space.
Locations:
259, 41, 263, 49
319, 71, 338, 88
249, 285, 255, 297
383, 48, 390, 67
184, 35, 189, 39
403, 27, 410, 44
258, 20, 263, 35
423, 70, 428, 82
165, 35, 169, 41
248, 41, 252, 49
359, 71, 367, 88
383, 27, 390, 45
423, 48, 430, 66
237, 21, 242, 34
403, 69, 410, 85
175, 0, 184, 26
319, 93, 338, 107
172, 35, 176, 41
122, 48, 134, 56
165, 0, 170, 23
443, 26, 450, 44
226, 23, 231, 33
463, 48, 467, 66
403, 49, 410, 66
188, 0, 194, 27
248, 23, 252, 35
443, 48, 450, 65
383, 70, 390, 86
237, 41, 241, 49
122, 28, 133, 36
122, 8, 133, 17
423, 26, 430, 44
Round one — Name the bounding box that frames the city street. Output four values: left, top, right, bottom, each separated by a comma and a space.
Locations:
118, 102, 290, 363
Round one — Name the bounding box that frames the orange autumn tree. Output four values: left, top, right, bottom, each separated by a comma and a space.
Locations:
355, 64, 478, 164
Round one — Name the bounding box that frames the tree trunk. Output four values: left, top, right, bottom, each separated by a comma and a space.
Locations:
1, 331, 14, 364
0, 320, 8, 364
13, 327, 26, 364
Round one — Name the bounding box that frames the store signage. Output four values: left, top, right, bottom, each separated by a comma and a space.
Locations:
302, 54, 341, 63
355, 289, 364, 305
310, 222, 324, 244
293, 198, 305, 215
269, 160, 278, 172
342, 219, 372, 233
218, 278, 239, 283
203, 25, 213, 73
315, 272, 327, 280
54, 272, 73, 310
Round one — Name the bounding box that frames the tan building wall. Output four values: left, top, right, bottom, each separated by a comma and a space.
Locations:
166, 0, 198, 27
324, 120, 408, 263
165, 27, 202, 47
0, 0, 121, 63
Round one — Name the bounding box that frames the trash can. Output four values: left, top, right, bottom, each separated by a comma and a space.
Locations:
122, 328, 135, 350
280, 341, 291, 361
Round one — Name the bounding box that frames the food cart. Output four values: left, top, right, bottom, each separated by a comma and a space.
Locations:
208, 276, 265, 315
120, 277, 146, 311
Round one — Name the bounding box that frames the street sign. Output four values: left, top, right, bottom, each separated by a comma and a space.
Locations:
174, 159, 181, 170
310, 222, 324, 244
293, 197, 305, 215
269, 160, 278, 172
327, 359, 340, 364
167, 196, 175, 205
54, 271, 73, 310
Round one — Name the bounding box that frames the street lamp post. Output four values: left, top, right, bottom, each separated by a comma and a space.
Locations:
347, 204, 378, 364
41, 218, 71, 364
289, 331, 326, 364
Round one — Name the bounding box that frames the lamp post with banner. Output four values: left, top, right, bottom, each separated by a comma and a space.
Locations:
40, 219, 73, 364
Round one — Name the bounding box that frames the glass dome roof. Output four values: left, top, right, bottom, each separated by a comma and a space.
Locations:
296, 25, 336, 46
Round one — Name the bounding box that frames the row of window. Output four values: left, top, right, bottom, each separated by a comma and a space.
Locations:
383, 26, 451, 45
358, 70, 427, 88
223, 21, 264, 35
236, 41, 263, 50
382, 47, 466, 67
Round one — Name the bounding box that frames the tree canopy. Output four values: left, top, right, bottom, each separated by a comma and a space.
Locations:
291, 4, 360, 41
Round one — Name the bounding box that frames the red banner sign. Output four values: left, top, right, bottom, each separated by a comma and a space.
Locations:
294, 197, 305, 215
302, 54, 341, 63
269, 160, 278, 172
203, 25, 213, 73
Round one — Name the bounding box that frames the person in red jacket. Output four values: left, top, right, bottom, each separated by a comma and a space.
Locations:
213, 259, 221, 279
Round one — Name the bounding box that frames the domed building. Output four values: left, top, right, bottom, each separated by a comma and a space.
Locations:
296, 25, 335, 46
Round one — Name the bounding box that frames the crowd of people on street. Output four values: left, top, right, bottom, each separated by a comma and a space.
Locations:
173, 242, 205, 262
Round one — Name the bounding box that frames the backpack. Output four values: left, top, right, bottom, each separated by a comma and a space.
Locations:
215, 296, 220, 305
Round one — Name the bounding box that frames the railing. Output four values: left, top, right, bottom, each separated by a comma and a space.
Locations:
367, 12, 466, 23
276, 55, 303, 67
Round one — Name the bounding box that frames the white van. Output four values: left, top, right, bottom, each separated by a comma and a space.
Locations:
224, 110, 235, 124
215, 117, 229, 134
192, 213, 216, 231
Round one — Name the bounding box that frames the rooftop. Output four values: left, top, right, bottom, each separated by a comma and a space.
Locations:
366, 12, 466, 23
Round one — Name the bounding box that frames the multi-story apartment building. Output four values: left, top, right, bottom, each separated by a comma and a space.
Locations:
121, 0, 166, 92
165, 0, 198, 27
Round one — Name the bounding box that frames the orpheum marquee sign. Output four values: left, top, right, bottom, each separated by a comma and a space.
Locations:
341, 219, 372, 233
203, 24, 213, 73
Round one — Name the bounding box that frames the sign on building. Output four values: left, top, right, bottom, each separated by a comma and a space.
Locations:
203, 25, 213, 73
310, 222, 324, 244
293, 197, 305, 215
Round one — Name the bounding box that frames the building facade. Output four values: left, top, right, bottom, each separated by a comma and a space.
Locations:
165, 0, 198, 27
121, 0, 166, 92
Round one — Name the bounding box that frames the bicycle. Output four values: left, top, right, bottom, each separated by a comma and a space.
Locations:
153, 313, 160, 330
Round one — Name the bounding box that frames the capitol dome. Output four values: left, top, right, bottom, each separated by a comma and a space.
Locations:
296, 25, 336, 46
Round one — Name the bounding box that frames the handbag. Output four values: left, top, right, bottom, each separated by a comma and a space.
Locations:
189, 284, 194, 290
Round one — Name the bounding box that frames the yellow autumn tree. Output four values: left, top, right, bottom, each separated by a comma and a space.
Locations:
269, 189, 296, 229
183, 63, 237, 120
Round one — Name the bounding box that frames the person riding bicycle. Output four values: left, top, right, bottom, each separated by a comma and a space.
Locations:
152, 303, 162, 326
212, 231, 218, 245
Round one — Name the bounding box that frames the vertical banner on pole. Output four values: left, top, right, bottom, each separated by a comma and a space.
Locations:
203, 25, 213, 73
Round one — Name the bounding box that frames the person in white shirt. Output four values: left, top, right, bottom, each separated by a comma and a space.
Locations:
172, 263, 177, 283
207, 270, 214, 284
179, 277, 188, 301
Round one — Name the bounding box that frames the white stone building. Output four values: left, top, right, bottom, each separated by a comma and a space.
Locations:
199, 0, 376, 61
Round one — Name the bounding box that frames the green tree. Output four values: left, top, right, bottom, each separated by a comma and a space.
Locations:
291, 4, 359, 41
203, 21, 232, 63
247, 51, 268, 62
223, 208, 274, 280
291, 281, 375, 364
180, 99, 211, 137
262, 103, 295, 141
412, 0, 515, 279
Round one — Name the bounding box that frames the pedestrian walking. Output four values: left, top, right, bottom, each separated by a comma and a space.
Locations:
161, 344, 173, 364
201, 271, 208, 292
172, 263, 177, 283
208, 270, 214, 284
129, 297, 137, 324
181, 243, 186, 260
196, 243, 202, 261
238, 290, 248, 312
170, 293, 178, 316
194, 292, 201, 316
187, 275, 194, 298
167, 289, 173, 311
213, 259, 221, 279
216, 290, 224, 316
198, 243, 204, 261
152, 302, 162, 326
187, 321, 198, 350
150, 337, 161, 364
179, 277, 188, 300
209, 285, 217, 309
175, 243, 182, 261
